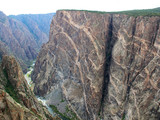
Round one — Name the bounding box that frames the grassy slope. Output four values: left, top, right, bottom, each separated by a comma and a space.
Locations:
59, 7, 160, 16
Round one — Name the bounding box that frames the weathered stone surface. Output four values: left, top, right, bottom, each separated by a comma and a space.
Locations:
102, 15, 160, 120
32, 11, 111, 120
0, 56, 57, 120
32, 11, 160, 120
0, 89, 39, 120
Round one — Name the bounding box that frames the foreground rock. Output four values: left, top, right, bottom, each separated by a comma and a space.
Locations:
0, 55, 58, 120
32, 10, 160, 120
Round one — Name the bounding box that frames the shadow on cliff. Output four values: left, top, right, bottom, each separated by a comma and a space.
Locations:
100, 14, 117, 116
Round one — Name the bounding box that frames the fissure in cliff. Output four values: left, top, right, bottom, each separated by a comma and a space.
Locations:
100, 15, 117, 116
32, 11, 160, 120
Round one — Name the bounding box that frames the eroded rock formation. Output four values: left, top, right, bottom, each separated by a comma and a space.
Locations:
32, 10, 160, 120
0, 56, 57, 120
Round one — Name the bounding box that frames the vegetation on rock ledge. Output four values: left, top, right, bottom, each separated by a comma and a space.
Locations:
50, 105, 79, 120
59, 7, 160, 16
3, 68, 21, 104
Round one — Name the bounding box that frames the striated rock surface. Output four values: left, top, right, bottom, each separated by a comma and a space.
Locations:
0, 55, 58, 120
32, 10, 160, 120
33, 11, 111, 119
0, 11, 54, 72
101, 15, 160, 120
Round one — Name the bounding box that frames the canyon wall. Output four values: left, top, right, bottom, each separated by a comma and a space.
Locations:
32, 10, 160, 120
0, 11, 54, 72
0, 56, 58, 120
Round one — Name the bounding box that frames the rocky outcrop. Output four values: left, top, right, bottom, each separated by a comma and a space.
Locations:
0, 55, 57, 120
32, 10, 160, 120
0, 11, 54, 72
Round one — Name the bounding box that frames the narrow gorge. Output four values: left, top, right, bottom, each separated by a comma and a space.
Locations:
32, 10, 160, 120
0, 11, 54, 72
0, 56, 58, 120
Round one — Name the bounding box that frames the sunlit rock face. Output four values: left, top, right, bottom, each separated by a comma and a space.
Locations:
32, 10, 160, 120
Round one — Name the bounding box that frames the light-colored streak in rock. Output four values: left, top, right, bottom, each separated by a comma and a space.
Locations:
118, 32, 129, 46
143, 56, 158, 87
132, 89, 140, 120
88, 57, 103, 70
109, 94, 121, 107
86, 75, 98, 93
84, 59, 90, 74
76, 62, 90, 114
112, 57, 126, 69
58, 11, 106, 115
61, 85, 82, 120
110, 77, 120, 94
52, 19, 63, 36
56, 22, 90, 114
110, 73, 121, 83
59, 32, 79, 62
150, 78, 159, 90
63, 11, 101, 59
118, 29, 155, 59
122, 28, 151, 44
83, 12, 88, 23
127, 107, 133, 120
53, 22, 80, 63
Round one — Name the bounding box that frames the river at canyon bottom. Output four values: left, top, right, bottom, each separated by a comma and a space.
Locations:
24, 62, 55, 116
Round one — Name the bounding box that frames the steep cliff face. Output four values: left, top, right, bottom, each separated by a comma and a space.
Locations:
0, 11, 54, 72
0, 56, 57, 120
102, 15, 160, 120
32, 10, 160, 120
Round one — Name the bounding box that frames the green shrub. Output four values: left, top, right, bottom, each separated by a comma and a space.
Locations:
50, 105, 79, 120
121, 112, 125, 120
60, 99, 65, 103
50, 105, 71, 120
3, 68, 20, 104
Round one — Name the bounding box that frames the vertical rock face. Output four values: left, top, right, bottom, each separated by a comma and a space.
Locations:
32, 11, 160, 120
102, 15, 160, 120
33, 11, 111, 119
0, 56, 56, 120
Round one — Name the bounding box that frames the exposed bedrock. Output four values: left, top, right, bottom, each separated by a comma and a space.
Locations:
32, 11, 160, 120
0, 56, 56, 120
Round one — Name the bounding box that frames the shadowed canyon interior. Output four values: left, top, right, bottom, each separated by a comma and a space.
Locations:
32, 10, 160, 120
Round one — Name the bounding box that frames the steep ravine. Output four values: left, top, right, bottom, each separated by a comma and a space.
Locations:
32, 10, 160, 120
24, 62, 55, 117
0, 56, 56, 120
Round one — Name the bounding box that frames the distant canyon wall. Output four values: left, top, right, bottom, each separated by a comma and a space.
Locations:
0, 11, 54, 72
